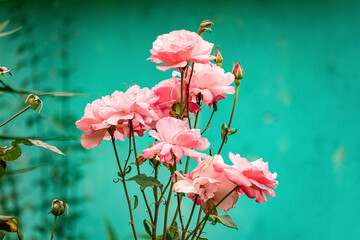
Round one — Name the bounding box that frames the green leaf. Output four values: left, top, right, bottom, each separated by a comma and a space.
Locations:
0, 142, 21, 161
133, 195, 138, 210
166, 221, 181, 240
104, 218, 117, 240
125, 166, 132, 174
169, 164, 174, 174
0, 160, 6, 180
15, 139, 65, 156
127, 174, 163, 191
0, 139, 64, 162
208, 214, 238, 230
221, 123, 228, 143
143, 219, 152, 237
227, 128, 237, 136
174, 103, 182, 116
0, 216, 23, 239
0, 230, 5, 240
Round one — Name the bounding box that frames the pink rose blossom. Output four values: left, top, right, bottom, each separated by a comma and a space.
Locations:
152, 76, 201, 119
189, 64, 235, 107
142, 117, 209, 163
173, 155, 240, 213
213, 152, 278, 203
152, 77, 185, 119
76, 85, 159, 149
148, 30, 215, 71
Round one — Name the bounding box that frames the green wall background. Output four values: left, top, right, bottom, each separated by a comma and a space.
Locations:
1, 0, 359, 239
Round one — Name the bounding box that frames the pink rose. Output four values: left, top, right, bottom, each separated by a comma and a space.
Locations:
189, 64, 235, 107
142, 117, 209, 163
76, 85, 159, 149
173, 155, 240, 213
148, 30, 215, 71
213, 152, 278, 203
152, 76, 201, 119
152, 77, 185, 119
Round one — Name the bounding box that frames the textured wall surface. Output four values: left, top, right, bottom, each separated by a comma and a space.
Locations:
1, 0, 359, 239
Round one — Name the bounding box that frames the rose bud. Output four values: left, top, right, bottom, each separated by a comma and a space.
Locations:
232, 62, 244, 85
50, 199, 69, 216
25, 94, 43, 113
214, 46, 223, 67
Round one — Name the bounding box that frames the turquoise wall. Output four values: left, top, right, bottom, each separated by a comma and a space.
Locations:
1, 0, 360, 239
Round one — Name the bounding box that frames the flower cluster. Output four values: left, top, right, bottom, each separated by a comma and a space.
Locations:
76, 25, 278, 239
75, 85, 159, 149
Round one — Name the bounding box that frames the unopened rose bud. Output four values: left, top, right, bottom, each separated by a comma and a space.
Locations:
25, 94, 43, 113
214, 46, 223, 67
198, 20, 214, 35
50, 199, 69, 216
232, 62, 244, 85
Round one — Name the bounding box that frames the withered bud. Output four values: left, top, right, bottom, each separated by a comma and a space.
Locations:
0, 66, 17, 77
50, 199, 69, 216
214, 46, 223, 67
107, 125, 116, 136
135, 154, 146, 166
205, 199, 218, 216
25, 94, 43, 113
198, 20, 214, 35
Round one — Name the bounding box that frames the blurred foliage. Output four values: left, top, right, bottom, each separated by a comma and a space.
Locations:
0, 0, 87, 239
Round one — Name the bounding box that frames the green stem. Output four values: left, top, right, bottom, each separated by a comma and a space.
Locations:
110, 134, 138, 240
201, 108, 215, 135
110, 133, 123, 175
162, 181, 174, 239
185, 63, 195, 124
50, 215, 57, 240
152, 163, 160, 240
218, 84, 240, 154
186, 187, 239, 240
179, 69, 185, 120
0, 106, 30, 127
182, 195, 199, 240
190, 206, 203, 240
129, 120, 154, 224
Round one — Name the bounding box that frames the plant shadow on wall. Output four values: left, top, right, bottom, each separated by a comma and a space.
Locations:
0, 2, 87, 239
75, 21, 278, 240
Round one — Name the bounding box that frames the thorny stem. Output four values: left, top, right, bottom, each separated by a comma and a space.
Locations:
185, 63, 195, 126
129, 120, 154, 224
0, 106, 30, 127
123, 134, 133, 171
195, 221, 206, 240
217, 83, 240, 154
186, 187, 239, 240
152, 162, 160, 240
194, 111, 200, 129
159, 178, 172, 202
50, 215, 57, 240
110, 132, 123, 175
190, 206, 203, 240
182, 195, 199, 240
180, 69, 185, 120
174, 160, 185, 231
201, 108, 216, 135
110, 133, 138, 240
162, 181, 174, 239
